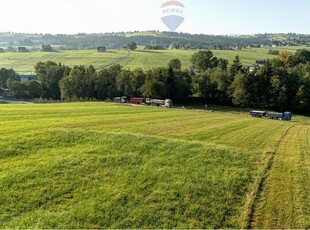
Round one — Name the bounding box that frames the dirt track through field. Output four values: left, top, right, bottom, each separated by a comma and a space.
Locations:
250, 125, 310, 228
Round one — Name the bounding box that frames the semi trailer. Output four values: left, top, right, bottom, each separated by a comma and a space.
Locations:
265, 111, 292, 120
130, 98, 145, 104
114, 96, 173, 108
249, 110, 266, 118
250, 110, 292, 121
145, 98, 173, 108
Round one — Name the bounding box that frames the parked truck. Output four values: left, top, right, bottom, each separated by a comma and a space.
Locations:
249, 110, 266, 118
113, 96, 128, 103
130, 98, 145, 104
266, 111, 292, 120
146, 98, 173, 108
250, 110, 292, 121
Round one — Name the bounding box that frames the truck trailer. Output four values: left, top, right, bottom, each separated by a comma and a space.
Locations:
249, 110, 267, 118
250, 110, 292, 121
130, 98, 145, 104
266, 111, 292, 120
146, 98, 173, 108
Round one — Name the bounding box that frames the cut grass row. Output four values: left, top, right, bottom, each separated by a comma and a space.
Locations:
0, 103, 292, 152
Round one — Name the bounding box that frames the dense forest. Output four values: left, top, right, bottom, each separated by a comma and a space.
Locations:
0, 31, 310, 49
1, 49, 310, 114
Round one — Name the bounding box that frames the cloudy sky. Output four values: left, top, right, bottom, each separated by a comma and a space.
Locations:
0, 0, 309, 35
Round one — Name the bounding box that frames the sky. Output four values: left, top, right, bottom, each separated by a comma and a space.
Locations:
0, 0, 309, 35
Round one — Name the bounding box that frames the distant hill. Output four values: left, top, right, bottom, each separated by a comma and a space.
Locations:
0, 31, 309, 50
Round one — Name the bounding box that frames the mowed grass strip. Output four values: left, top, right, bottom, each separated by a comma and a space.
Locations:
251, 125, 310, 228
0, 103, 291, 153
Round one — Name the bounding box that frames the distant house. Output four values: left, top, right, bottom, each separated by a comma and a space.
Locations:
97, 46, 106, 52
234, 46, 242, 51
249, 64, 260, 73
19, 75, 37, 82
168, 44, 173, 50
18, 47, 28, 52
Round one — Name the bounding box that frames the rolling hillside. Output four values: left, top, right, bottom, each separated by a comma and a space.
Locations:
0, 46, 308, 74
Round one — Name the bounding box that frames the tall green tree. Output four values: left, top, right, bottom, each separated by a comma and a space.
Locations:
141, 68, 166, 99
8, 81, 42, 99
172, 69, 191, 102
94, 69, 117, 100
299, 72, 310, 111
286, 67, 301, 109
35, 61, 68, 99
127, 41, 137, 50
231, 73, 251, 106
108, 64, 122, 76
209, 68, 232, 104
270, 75, 287, 110
295, 49, 310, 64
0, 68, 19, 89
217, 58, 229, 70
116, 70, 134, 96
42, 44, 54, 52
131, 69, 146, 97
190, 50, 219, 72
168, 59, 182, 70
60, 65, 95, 100
298, 62, 310, 110
94, 65, 121, 100
230, 55, 243, 77
192, 71, 217, 100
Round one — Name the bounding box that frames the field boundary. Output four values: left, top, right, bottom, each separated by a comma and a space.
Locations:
241, 124, 297, 229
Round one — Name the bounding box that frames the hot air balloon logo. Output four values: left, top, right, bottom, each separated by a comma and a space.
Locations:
160, 0, 185, 32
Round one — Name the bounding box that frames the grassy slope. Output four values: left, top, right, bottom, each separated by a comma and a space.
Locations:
0, 46, 308, 74
0, 50, 123, 73
251, 124, 310, 228
0, 102, 302, 228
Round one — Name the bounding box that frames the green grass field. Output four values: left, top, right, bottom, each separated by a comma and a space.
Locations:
0, 46, 308, 74
251, 124, 310, 228
0, 102, 309, 228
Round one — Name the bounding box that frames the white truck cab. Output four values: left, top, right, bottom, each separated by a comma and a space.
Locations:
165, 99, 173, 108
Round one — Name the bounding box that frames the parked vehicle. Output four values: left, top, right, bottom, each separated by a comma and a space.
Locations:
249, 110, 266, 118
146, 98, 173, 108
164, 99, 173, 108
113, 96, 173, 108
250, 110, 292, 121
113, 96, 127, 103
266, 111, 292, 120
130, 98, 145, 104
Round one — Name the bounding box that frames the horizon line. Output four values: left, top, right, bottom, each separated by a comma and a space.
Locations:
0, 30, 309, 37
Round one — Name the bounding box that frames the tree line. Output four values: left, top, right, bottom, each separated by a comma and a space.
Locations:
1, 32, 309, 50
0, 49, 309, 113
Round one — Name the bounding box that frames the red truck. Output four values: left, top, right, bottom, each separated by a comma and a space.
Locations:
130, 98, 145, 104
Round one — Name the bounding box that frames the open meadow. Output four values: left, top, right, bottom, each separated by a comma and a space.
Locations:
0, 102, 309, 228
0, 46, 308, 74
